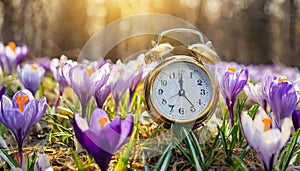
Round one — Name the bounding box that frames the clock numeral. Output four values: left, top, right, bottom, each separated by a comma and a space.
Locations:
160, 80, 167, 86
197, 79, 203, 86
198, 99, 202, 105
190, 72, 193, 79
169, 72, 176, 79
200, 89, 206, 95
190, 106, 196, 112
178, 70, 184, 76
168, 104, 175, 112
162, 99, 167, 105
179, 107, 184, 115
158, 89, 163, 95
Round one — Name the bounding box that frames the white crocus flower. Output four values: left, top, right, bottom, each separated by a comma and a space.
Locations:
240, 107, 292, 171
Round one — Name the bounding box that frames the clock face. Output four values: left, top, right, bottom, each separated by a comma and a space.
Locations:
151, 61, 213, 121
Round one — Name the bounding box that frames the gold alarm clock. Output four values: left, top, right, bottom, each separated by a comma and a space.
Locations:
144, 28, 219, 129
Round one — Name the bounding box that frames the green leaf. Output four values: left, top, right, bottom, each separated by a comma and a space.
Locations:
182, 127, 202, 171
26, 154, 38, 171
0, 123, 5, 137
41, 117, 73, 134
236, 97, 247, 116
38, 129, 53, 154
205, 132, 220, 168
233, 157, 249, 171
189, 128, 206, 164
71, 150, 84, 171
0, 149, 18, 169
218, 126, 229, 157
279, 129, 300, 171
159, 148, 172, 171
247, 104, 259, 119
115, 114, 139, 171
142, 151, 150, 171
239, 144, 250, 160
229, 134, 237, 156
154, 142, 173, 171
173, 139, 193, 164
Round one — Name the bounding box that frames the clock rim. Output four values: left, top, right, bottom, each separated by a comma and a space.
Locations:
144, 55, 219, 128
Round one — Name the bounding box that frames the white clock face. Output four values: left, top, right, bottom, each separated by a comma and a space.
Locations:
151, 61, 213, 121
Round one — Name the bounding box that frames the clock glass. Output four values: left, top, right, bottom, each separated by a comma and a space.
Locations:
151, 61, 213, 121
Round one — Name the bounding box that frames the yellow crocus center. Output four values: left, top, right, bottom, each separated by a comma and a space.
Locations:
262, 117, 272, 131
279, 77, 288, 83
86, 66, 94, 77
98, 116, 109, 129
118, 69, 123, 75
31, 64, 38, 70
135, 64, 142, 73
59, 61, 65, 67
227, 67, 236, 73
15, 93, 29, 112
8, 42, 16, 52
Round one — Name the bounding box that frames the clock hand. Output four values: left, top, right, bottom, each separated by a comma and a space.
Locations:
178, 70, 183, 91
183, 94, 195, 107
170, 93, 178, 98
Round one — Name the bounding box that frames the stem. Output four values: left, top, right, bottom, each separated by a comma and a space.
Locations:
54, 97, 60, 108
227, 100, 234, 127
17, 142, 23, 167
128, 91, 133, 112
81, 104, 87, 119
55, 85, 65, 108
115, 100, 119, 115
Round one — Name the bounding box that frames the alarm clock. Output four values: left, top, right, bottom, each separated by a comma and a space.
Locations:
143, 28, 219, 129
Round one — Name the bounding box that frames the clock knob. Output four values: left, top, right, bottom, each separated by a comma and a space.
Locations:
187, 42, 219, 65
144, 43, 174, 64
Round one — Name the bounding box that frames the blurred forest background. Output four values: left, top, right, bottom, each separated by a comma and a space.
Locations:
0, 0, 299, 66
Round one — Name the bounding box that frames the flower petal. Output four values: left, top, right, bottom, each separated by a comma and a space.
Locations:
22, 100, 38, 136
73, 114, 112, 171
89, 108, 110, 131
116, 114, 134, 150
90, 63, 111, 93
240, 111, 256, 146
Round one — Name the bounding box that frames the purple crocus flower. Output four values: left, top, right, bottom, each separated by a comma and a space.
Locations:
292, 110, 300, 131
50, 55, 78, 108
34, 154, 52, 171
217, 66, 248, 126
126, 59, 144, 109
109, 60, 134, 113
240, 108, 292, 171
0, 86, 5, 100
0, 90, 47, 166
263, 76, 298, 126
36, 57, 51, 72
244, 82, 267, 111
62, 62, 111, 118
0, 42, 29, 75
95, 83, 111, 109
17, 63, 46, 95
73, 109, 133, 171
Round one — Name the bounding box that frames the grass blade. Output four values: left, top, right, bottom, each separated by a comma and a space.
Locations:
154, 142, 173, 171
173, 139, 193, 164
280, 129, 300, 171
182, 127, 202, 171
142, 151, 150, 171
114, 114, 139, 171
0, 149, 18, 169
239, 144, 250, 160
189, 129, 206, 164
159, 148, 172, 171
218, 126, 229, 157
71, 150, 84, 171
233, 157, 249, 171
